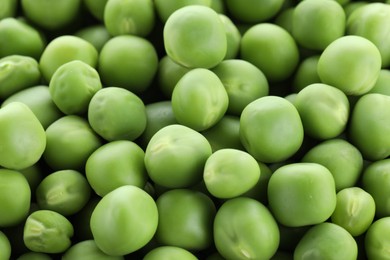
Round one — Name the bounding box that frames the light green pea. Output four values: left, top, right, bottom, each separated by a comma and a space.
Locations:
143, 246, 198, 260
36, 170, 91, 216
74, 25, 111, 52
0, 231, 11, 260
0, 55, 41, 99
368, 69, 390, 96
154, 0, 211, 23
88, 87, 147, 141
171, 68, 229, 131
242, 162, 272, 204
274, 7, 294, 35
62, 240, 124, 260
83, 0, 108, 21
49, 60, 102, 115
16, 252, 52, 260
292, 55, 321, 92
365, 217, 390, 260
218, 14, 241, 60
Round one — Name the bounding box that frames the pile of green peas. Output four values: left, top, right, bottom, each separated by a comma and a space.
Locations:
1, 0, 390, 259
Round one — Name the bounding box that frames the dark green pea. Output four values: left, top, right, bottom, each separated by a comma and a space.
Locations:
74, 25, 111, 52
16, 252, 52, 260
0, 230, 11, 260
83, 0, 108, 21
0, 0, 18, 19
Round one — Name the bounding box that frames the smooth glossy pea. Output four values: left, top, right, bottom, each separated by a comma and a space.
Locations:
74, 25, 111, 52
365, 217, 390, 260
292, 55, 321, 92
62, 240, 124, 260
0, 231, 11, 260
368, 69, 390, 96
143, 246, 198, 260
218, 14, 241, 60
16, 252, 52, 260
225, 0, 284, 23
154, 0, 211, 23
83, 0, 108, 21
0, 0, 18, 19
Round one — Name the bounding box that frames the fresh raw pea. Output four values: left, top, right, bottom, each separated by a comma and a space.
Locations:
70, 197, 100, 242
154, 0, 211, 23
74, 25, 111, 52
36, 169, 91, 216
143, 246, 198, 260
171, 68, 229, 131
23, 209, 74, 253
2, 85, 63, 129
368, 69, 390, 96
144, 124, 212, 188
19, 164, 45, 194
90, 185, 158, 256
239, 96, 304, 163
0, 0, 18, 19
83, 0, 108, 21
365, 217, 390, 260
103, 0, 155, 37
49, 60, 102, 115
347, 3, 390, 68
213, 197, 279, 260
212, 59, 269, 116
39, 35, 98, 83
317, 35, 382, 95
20, 0, 81, 31
0, 102, 46, 170
331, 187, 376, 237
62, 240, 124, 260
349, 93, 390, 161
203, 148, 260, 199
242, 162, 272, 204
292, 55, 321, 92
292, 0, 345, 51
210, 0, 224, 13
240, 23, 299, 82
155, 189, 216, 251
293, 83, 350, 140
16, 252, 52, 260
0, 169, 31, 227
294, 222, 358, 260
163, 5, 227, 69
218, 14, 241, 60
43, 115, 103, 170
0, 17, 45, 59
85, 140, 148, 196
0, 231, 11, 260
0, 55, 41, 99
267, 163, 337, 227
301, 138, 363, 191
88, 87, 147, 141
224, 0, 284, 23
98, 35, 158, 93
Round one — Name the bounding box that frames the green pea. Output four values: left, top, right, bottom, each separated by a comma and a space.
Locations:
240, 23, 299, 82
349, 93, 390, 161
143, 246, 198, 260
0, 0, 18, 19
292, 0, 346, 51
224, 0, 284, 23
212, 59, 269, 116
43, 115, 103, 170
70, 197, 100, 241
0, 55, 41, 99
294, 83, 350, 140
83, 0, 108, 21
241, 162, 272, 204
301, 138, 363, 191
155, 189, 216, 251
2, 85, 63, 129
0, 102, 46, 170
39, 35, 98, 83
294, 222, 358, 260
268, 163, 337, 227
203, 148, 260, 199
365, 217, 390, 260
36, 169, 91, 216
317, 35, 382, 95
213, 197, 279, 260
331, 187, 375, 237
88, 87, 147, 141
171, 68, 229, 131
144, 124, 212, 188
86, 140, 148, 196
368, 69, 390, 96
19, 164, 45, 193
20, 0, 81, 31
154, 0, 211, 23
98, 35, 158, 93
90, 185, 158, 256
210, 0, 225, 14
49, 60, 102, 115
16, 252, 52, 260
23, 210, 74, 253
103, 0, 155, 37
74, 25, 111, 53
218, 14, 241, 60
274, 7, 294, 35
0, 17, 45, 59
344, 1, 369, 17
62, 240, 124, 260
0, 231, 11, 260
347, 3, 390, 68
292, 55, 321, 93
163, 5, 227, 69
239, 96, 304, 163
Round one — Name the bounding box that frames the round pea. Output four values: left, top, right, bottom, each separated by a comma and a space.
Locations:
154, 0, 211, 23
0, 102, 46, 170
331, 187, 375, 236
0, 169, 31, 227
23, 210, 74, 254
74, 25, 111, 52
218, 14, 241, 60
292, 55, 321, 92
144, 124, 212, 188
16, 252, 52, 260
239, 96, 304, 163
49, 60, 102, 115
0, 0, 18, 19
143, 246, 198, 260
0, 231, 11, 260
317, 35, 382, 95
213, 197, 279, 260
83, 0, 108, 21
85, 140, 148, 196
155, 189, 216, 251
294, 222, 358, 260
163, 5, 227, 69
203, 148, 260, 199
36, 170, 91, 216
365, 217, 390, 260
268, 162, 337, 227
88, 87, 147, 141
171, 68, 229, 131
62, 240, 124, 260
90, 185, 158, 256
225, 0, 284, 23
368, 69, 390, 96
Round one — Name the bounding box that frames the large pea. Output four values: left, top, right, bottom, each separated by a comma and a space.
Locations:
143, 246, 197, 260
83, 0, 108, 21
0, 0, 18, 19
62, 240, 124, 260
154, 0, 211, 23
74, 25, 111, 52
0, 231, 11, 260
225, 0, 284, 23
365, 217, 390, 260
